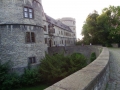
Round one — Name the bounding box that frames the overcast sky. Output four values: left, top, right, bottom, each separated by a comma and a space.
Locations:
42, 0, 120, 39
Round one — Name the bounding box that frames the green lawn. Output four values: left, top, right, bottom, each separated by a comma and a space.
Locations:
16, 85, 48, 90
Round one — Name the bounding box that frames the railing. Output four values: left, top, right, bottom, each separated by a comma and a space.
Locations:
45, 47, 109, 90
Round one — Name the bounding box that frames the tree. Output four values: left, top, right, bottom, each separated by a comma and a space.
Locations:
81, 6, 120, 46
81, 10, 100, 45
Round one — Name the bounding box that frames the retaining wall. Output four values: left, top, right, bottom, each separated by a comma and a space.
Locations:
48, 45, 102, 59
45, 47, 109, 90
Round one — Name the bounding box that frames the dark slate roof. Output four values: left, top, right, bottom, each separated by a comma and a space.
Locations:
45, 14, 72, 32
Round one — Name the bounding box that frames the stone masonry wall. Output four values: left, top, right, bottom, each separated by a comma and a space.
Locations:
48, 45, 102, 59
0, 0, 45, 74
0, 0, 43, 26
0, 25, 45, 73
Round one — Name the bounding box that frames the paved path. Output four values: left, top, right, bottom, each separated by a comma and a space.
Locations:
106, 48, 120, 90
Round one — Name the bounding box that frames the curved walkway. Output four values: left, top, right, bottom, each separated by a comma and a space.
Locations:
106, 48, 120, 90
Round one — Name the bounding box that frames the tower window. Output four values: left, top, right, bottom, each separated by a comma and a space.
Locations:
26, 32, 35, 43
45, 38, 47, 44
28, 57, 36, 64
24, 7, 34, 19
44, 25, 47, 31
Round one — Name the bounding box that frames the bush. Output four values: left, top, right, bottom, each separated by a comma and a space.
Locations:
0, 62, 20, 90
70, 53, 88, 69
90, 52, 96, 62
20, 68, 41, 86
1, 73, 20, 90
0, 61, 43, 89
39, 53, 87, 84
0, 62, 10, 83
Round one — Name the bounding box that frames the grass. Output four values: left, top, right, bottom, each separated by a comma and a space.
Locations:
16, 85, 48, 90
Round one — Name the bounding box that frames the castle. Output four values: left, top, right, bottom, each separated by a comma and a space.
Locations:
0, 0, 76, 72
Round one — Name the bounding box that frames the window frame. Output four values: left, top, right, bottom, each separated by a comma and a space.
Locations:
44, 25, 47, 31
45, 38, 47, 44
28, 57, 36, 64
25, 32, 36, 43
23, 7, 34, 19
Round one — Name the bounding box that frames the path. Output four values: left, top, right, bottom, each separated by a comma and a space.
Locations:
106, 48, 120, 90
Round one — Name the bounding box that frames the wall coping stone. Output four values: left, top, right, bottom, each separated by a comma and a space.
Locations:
44, 47, 109, 90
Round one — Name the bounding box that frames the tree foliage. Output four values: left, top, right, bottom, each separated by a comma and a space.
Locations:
39, 53, 87, 84
90, 52, 96, 62
81, 6, 120, 46
0, 62, 20, 90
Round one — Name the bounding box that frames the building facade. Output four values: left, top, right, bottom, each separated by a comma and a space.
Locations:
0, 0, 45, 72
43, 14, 76, 52
0, 0, 76, 71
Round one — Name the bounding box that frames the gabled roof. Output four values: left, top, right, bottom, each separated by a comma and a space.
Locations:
45, 14, 73, 32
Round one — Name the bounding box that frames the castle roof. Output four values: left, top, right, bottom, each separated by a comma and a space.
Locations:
45, 14, 73, 32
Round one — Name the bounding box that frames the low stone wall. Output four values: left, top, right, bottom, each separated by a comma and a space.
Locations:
45, 47, 109, 90
48, 45, 102, 59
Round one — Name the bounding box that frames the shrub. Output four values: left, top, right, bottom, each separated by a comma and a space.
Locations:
90, 52, 96, 62
20, 68, 41, 86
0, 62, 20, 90
1, 73, 20, 90
0, 62, 10, 83
39, 53, 87, 84
70, 53, 87, 69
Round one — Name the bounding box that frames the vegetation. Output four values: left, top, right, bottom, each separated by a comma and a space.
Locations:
0, 52, 92, 89
81, 6, 120, 46
0, 62, 20, 90
20, 68, 41, 86
90, 52, 96, 62
39, 53, 87, 84
16, 85, 48, 90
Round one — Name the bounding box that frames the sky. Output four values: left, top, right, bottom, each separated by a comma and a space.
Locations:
42, 0, 120, 39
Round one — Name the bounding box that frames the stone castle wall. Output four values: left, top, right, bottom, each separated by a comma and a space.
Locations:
0, 0, 43, 26
0, 25, 45, 68
0, 0, 45, 73
48, 45, 102, 59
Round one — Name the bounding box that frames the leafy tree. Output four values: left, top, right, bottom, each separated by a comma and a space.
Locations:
82, 11, 99, 45
81, 6, 120, 46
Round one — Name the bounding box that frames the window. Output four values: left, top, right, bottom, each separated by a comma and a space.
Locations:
45, 38, 47, 44
61, 31, 62, 34
44, 25, 46, 31
53, 28, 55, 33
26, 32, 35, 43
24, 7, 33, 19
28, 57, 36, 64
62, 40, 63, 44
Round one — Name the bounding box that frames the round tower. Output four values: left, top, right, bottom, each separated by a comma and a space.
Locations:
0, 0, 43, 25
0, 0, 45, 73
59, 17, 76, 38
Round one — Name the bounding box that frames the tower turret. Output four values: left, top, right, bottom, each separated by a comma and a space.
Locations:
0, 0, 43, 26
58, 17, 76, 38
0, 0, 45, 74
